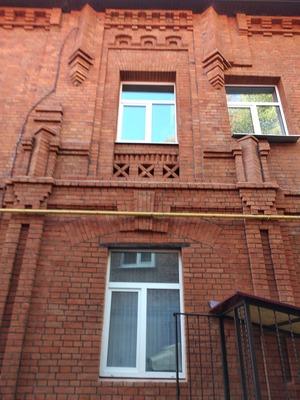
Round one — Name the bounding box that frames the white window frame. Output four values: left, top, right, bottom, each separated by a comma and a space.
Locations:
100, 250, 185, 379
226, 84, 289, 136
120, 252, 156, 269
116, 82, 178, 144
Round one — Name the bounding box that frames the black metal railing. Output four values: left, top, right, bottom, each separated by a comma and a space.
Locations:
175, 303, 300, 400
174, 313, 229, 400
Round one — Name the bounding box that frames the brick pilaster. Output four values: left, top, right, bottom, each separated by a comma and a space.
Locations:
0, 217, 44, 399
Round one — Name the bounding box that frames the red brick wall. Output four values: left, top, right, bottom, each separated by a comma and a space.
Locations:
0, 4, 299, 399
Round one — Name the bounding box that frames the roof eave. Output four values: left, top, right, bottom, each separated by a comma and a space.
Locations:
0, 0, 299, 16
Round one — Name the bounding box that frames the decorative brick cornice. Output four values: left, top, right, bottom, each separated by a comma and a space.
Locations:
0, 7, 61, 30
105, 9, 193, 31
202, 49, 231, 89
237, 13, 300, 36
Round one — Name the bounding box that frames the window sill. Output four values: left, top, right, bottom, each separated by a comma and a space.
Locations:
232, 133, 300, 143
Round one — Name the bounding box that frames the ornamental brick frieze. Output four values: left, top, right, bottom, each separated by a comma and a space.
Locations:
237, 13, 300, 36
111, 32, 186, 48
0, 7, 61, 30
113, 146, 179, 180
105, 9, 193, 31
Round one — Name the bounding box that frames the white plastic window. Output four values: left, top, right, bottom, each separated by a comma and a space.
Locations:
100, 250, 185, 379
117, 83, 177, 143
226, 86, 288, 136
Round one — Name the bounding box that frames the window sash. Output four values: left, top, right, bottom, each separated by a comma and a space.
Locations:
117, 83, 177, 144
100, 251, 185, 379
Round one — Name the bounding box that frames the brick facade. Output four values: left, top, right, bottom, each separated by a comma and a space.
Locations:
0, 2, 299, 399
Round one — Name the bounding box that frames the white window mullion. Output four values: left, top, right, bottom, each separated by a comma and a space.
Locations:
137, 287, 147, 374
251, 105, 262, 135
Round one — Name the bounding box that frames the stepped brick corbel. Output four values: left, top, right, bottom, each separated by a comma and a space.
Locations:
69, 49, 94, 86
202, 49, 231, 89
9, 181, 53, 209
68, 5, 97, 86
240, 188, 278, 214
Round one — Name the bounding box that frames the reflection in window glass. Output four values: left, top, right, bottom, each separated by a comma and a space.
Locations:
257, 106, 285, 135
123, 252, 137, 265
228, 107, 254, 134
141, 252, 152, 262
110, 251, 179, 283
226, 86, 287, 136
146, 289, 181, 372
226, 86, 278, 103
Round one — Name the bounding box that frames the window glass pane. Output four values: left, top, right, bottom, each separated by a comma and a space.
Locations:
146, 289, 181, 372
141, 252, 152, 262
122, 84, 174, 101
228, 107, 255, 134
121, 105, 146, 141
123, 252, 137, 265
226, 87, 278, 103
110, 251, 179, 283
107, 291, 138, 367
152, 104, 176, 142
258, 106, 286, 135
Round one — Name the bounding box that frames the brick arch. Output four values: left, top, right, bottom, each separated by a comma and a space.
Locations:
61, 216, 222, 247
